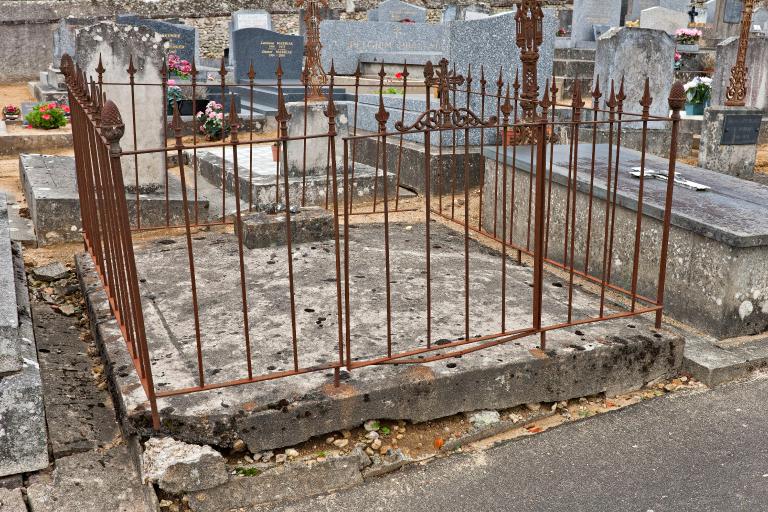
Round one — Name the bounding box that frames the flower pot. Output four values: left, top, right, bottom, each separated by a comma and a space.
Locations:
685, 102, 705, 116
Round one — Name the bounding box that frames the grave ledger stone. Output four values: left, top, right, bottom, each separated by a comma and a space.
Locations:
231, 28, 303, 82
571, 0, 622, 47
76, 22, 166, 188
116, 15, 198, 64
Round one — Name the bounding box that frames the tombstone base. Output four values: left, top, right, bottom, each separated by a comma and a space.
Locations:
286, 102, 350, 178
20, 154, 210, 246
237, 207, 334, 249
698, 105, 761, 179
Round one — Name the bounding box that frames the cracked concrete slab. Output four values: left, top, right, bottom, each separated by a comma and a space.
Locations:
78, 221, 684, 452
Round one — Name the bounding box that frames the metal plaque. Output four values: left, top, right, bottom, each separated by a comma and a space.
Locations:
723, 0, 743, 24
721, 114, 762, 145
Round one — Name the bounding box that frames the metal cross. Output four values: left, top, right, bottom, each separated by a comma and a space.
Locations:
425, 58, 465, 113
297, 0, 328, 101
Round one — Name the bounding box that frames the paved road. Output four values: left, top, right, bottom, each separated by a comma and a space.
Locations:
269, 376, 768, 512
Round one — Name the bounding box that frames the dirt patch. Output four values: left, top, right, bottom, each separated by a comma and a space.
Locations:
0, 84, 35, 108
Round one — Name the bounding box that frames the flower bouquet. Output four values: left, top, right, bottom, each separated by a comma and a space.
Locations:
25, 102, 68, 129
675, 28, 702, 52
168, 53, 193, 80
2, 104, 20, 121
195, 101, 229, 141
683, 76, 711, 115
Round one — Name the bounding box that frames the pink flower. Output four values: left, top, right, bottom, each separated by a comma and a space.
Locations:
217, 113, 224, 120
62, 105, 70, 113
168, 79, 176, 86
48, 102, 56, 109
208, 112, 216, 119
42, 114, 51, 120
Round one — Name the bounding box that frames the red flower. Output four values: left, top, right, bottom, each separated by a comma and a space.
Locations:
395, 72, 404, 79
39, 105, 47, 112
62, 105, 70, 113
41, 114, 51, 120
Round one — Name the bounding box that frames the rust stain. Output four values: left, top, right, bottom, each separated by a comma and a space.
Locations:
241, 401, 257, 412
401, 365, 436, 383
529, 348, 549, 360
321, 382, 357, 398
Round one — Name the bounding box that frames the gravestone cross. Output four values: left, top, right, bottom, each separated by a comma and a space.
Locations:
425, 58, 465, 117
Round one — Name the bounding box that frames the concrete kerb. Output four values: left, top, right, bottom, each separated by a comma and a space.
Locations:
76, 243, 685, 455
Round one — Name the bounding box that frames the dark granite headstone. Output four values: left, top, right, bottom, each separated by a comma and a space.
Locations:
721, 114, 762, 145
723, 0, 744, 23
116, 15, 198, 64
231, 28, 303, 82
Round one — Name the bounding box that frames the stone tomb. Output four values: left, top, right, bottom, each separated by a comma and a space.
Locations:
639, 6, 690, 35
368, 0, 427, 23
571, 0, 622, 48
116, 14, 199, 65
19, 154, 210, 245
626, 0, 692, 22
231, 28, 303, 82
482, 142, 768, 340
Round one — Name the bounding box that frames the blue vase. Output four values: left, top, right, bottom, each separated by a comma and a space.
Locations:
685, 102, 705, 116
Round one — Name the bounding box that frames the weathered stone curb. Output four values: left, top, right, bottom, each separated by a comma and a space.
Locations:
683, 334, 768, 388
0, 131, 72, 156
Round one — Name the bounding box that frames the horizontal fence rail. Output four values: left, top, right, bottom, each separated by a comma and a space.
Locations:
61, 50, 686, 429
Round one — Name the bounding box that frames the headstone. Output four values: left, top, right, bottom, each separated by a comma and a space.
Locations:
300, 6, 340, 36
699, 105, 760, 178
753, 7, 768, 33
442, 5, 458, 22
320, 19, 447, 74
116, 15, 198, 64
368, 0, 427, 23
53, 18, 92, 67
627, 0, 691, 21
639, 6, 689, 34
459, 4, 492, 20
571, 0, 622, 47
705, 0, 717, 23
231, 28, 303, 82
723, 0, 743, 23
76, 22, 166, 187
710, 36, 768, 111
231, 9, 273, 31
593, 27, 676, 121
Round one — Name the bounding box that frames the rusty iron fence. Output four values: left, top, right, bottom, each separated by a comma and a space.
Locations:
61, 40, 685, 429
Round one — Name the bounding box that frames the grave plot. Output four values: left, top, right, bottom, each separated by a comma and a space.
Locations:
62, 28, 689, 452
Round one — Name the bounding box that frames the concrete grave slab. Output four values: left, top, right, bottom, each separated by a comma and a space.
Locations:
0, 194, 19, 376
238, 207, 334, 250
77, 221, 683, 452
193, 145, 395, 211
19, 154, 210, 245
482, 143, 768, 339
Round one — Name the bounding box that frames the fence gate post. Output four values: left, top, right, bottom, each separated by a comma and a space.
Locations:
532, 117, 548, 349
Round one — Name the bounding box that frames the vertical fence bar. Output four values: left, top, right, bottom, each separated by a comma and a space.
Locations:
492, 68, 503, 237
656, 82, 685, 328
630, 79, 653, 312
599, 81, 617, 315
583, 77, 601, 275
126, 56, 142, 229
375, 70, 393, 358
395, 62, 409, 210
171, 103, 205, 386
500, 86, 511, 333
477, 66, 487, 231
567, 80, 583, 323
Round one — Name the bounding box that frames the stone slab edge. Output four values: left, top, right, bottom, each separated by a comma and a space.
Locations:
77, 248, 685, 452
683, 334, 768, 387
0, 193, 21, 375
0, 241, 49, 477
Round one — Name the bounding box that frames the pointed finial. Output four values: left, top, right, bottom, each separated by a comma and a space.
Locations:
592, 75, 602, 102
606, 79, 617, 109
248, 61, 255, 81
354, 61, 361, 79
617, 75, 626, 103
219, 56, 227, 78
501, 84, 512, 120
571, 79, 584, 110
95, 53, 105, 78
160, 59, 167, 79
378, 62, 386, 82
496, 66, 503, 90
228, 94, 240, 142
127, 55, 137, 76
539, 78, 552, 112
401, 61, 409, 80
424, 60, 434, 81
171, 100, 183, 139
639, 77, 653, 112
513, 68, 520, 94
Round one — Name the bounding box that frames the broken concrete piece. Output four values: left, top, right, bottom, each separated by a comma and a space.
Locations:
466, 410, 501, 428
187, 455, 363, 512
142, 437, 228, 494
31, 262, 70, 282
